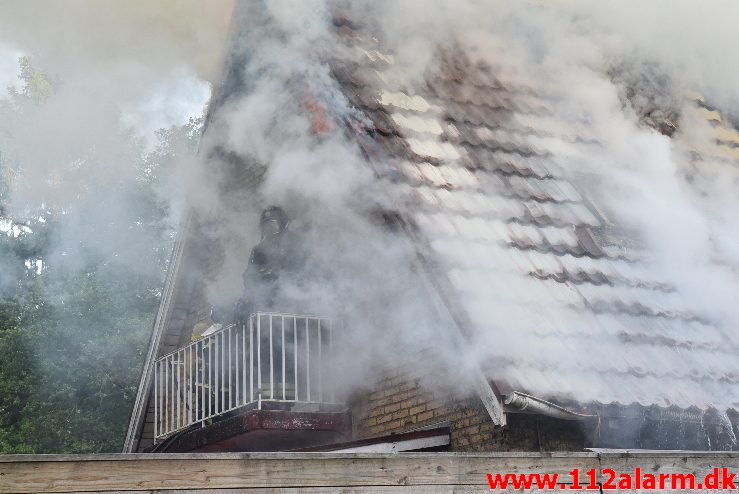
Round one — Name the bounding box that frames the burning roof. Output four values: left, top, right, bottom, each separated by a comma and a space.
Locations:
324, 14, 739, 412
127, 4, 739, 454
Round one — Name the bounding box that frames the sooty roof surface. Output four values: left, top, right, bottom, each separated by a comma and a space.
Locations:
328, 17, 739, 411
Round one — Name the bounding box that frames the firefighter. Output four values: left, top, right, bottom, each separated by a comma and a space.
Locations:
209, 206, 304, 325
239, 205, 305, 316
242, 206, 305, 400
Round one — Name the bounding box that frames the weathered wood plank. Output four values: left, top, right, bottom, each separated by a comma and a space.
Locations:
3, 452, 738, 494
43, 489, 490, 494
0, 453, 597, 493
0, 451, 598, 462
599, 451, 739, 474
41, 488, 488, 494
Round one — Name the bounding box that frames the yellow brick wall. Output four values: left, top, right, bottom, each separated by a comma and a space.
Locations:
352, 371, 588, 452
352, 372, 496, 451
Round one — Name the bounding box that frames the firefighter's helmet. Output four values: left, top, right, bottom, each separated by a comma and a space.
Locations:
260, 206, 289, 237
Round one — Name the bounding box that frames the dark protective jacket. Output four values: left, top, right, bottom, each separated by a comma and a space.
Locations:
241, 230, 306, 314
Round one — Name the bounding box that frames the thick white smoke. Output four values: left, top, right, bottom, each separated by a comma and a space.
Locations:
0, 1, 236, 452
2, 0, 738, 421
191, 0, 464, 399
197, 0, 739, 409
0, 0, 233, 268
343, 0, 739, 409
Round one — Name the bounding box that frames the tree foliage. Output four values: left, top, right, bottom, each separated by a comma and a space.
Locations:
0, 57, 202, 453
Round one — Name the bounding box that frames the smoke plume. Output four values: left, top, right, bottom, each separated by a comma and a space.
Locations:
195, 0, 739, 411
2, 0, 738, 441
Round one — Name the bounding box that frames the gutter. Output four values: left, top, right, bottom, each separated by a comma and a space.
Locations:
504, 391, 598, 421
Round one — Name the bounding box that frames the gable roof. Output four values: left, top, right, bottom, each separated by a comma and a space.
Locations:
324, 15, 739, 412
126, 3, 739, 452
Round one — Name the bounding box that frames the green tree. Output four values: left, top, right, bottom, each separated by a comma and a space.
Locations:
0, 57, 203, 453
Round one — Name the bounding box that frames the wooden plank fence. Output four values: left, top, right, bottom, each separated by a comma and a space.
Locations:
1, 451, 738, 493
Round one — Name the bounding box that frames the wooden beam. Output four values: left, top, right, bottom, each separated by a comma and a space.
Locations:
3, 452, 738, 493
18, 488, 486, 494
0, 452, 596, 493
599, 450, 739, 476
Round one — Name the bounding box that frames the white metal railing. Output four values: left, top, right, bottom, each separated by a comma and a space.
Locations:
153, 312, 336, 441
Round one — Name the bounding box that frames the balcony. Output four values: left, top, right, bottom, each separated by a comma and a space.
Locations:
153, 312, 341, 443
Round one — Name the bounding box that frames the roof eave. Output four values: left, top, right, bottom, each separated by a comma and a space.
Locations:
504, 391, 598, 421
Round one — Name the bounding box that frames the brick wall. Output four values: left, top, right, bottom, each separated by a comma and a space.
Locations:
351, 371, 588, 452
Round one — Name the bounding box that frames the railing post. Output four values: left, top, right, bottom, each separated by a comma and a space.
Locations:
228, 325, 232, 411
237, 324, 241, 408
183, 348, 188, 428
257, 314, 261, 408
188, 345, 193, 425
177, 349, 182, 431
305, 317, 310, 402
329, 319, 334, 403
269, 314, 274, 400
293, 317, 298, 401
208, 334, 212, 418
154, 359, 158, 440
200, 338, 205, 427
235, 324, 240, 407
220, 332, 225, 415
183, 349, 186, 429
318, 319, 322, 403
200, 340, 205, 425
249, 316, 254, 402
281, 315, 286, 400
163, 357, 168, 436
195, 340, 199, 424
175, 350, 179, 431
216, 333, 221, 416
242, 322, 247, 406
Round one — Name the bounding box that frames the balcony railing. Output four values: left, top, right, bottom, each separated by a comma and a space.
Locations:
153, 312, 337, 441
